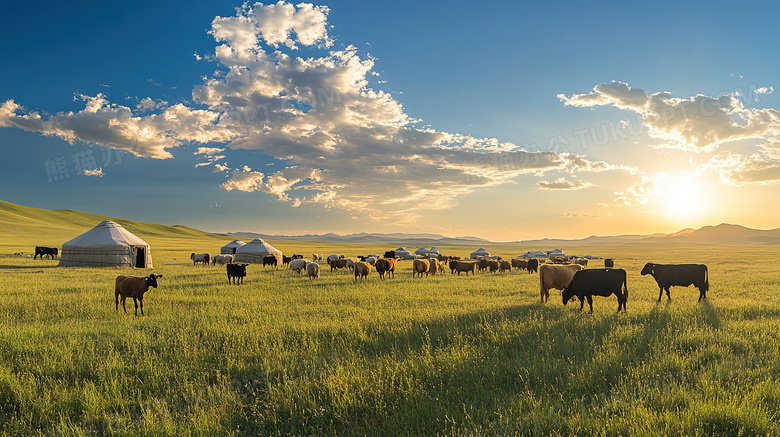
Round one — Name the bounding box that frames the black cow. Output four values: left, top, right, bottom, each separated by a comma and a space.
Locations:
562, 268, 628, 313
604, 258, 614, 268
291, 254, 304, 260
383, 250, 396, 259
282, 255, 292, 266
227, 263, 248, 285
527, 258, 539, 273
34, 246, 58, 260
640, 262, 709, 302
262, 255, 278, 268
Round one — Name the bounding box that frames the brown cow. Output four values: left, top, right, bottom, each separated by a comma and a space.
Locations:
412, 259, 430, 278
354, 261, 371, 282
428, 258, 443, 275
115, 274, 163, 316
330, 258, 350, 272
375, 258, 396, 280
499, 260, 511, 273
511, 258, 528, 271
538, 264, 582, 303
449, 260, 477, 276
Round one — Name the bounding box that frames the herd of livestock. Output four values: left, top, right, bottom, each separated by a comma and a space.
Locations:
29, 246, 711, 316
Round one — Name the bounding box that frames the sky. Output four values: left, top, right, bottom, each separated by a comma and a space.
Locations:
2, 0, 780, 242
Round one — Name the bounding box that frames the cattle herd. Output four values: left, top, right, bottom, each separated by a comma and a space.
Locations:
29, 244, 710, 316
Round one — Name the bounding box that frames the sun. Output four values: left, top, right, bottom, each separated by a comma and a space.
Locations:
660, 178, 711, 220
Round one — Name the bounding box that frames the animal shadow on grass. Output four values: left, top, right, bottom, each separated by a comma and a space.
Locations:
226, 303, 676, 435
697, 299, 721, 329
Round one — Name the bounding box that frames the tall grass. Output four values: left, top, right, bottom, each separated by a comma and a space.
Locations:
1, 239, 779, 436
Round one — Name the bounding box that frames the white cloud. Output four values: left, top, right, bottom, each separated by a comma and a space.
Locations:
559, 81, 780, 152
698, 151, 780, 185
561, 211, 610, 218
537, 177, 593, 190
83, 168, 104, 177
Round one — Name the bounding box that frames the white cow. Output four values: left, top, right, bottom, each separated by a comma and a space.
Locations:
212, 254, 234, 265
191, 253, 210, 266
289, 259, 307, 275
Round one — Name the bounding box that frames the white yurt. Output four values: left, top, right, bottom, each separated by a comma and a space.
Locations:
59, 220, 153, 268
221, 239, 246, 254
521, 250, 547, 258
393, 247, 411, 257
548, 249, 565, 258
234, 238, 282, 264
470, 247, 490, 259
414, 247, 430, 256
429, 247, 440, 254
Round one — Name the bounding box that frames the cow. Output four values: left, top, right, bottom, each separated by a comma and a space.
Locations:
476, 258, 490, 273
291, 254, 304, 260
282, 255, 292, 266
212, 254, 233, 265
115, 273, 163, 316
412, 259, 430, 278
449, 260, 477, 276
428, 258, 443, 275
312, 254, 323, 262
572, 258, 588, 267
330, 258, 350, 272
499, 260, 511, 273
640, 262, 709, 302
34, 246, 58, 260
511, 258, 528, 271
562, 268, 628, 313
289, 259, 307, 275
383, 250, 396, 259
487, 260, 500, 273
604, 258, 614, 268
306, 261, 320, 280
263, 255, 278, 268
375, 258, 396, 280
354, 261, 371, 282
191, 253, 210, 266
527, 258, 540, 274
360, 256, 377, 266
538, 264, 583, 303
227, 263, 248, 285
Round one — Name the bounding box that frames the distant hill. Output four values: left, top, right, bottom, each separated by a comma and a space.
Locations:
2, 200, 779, 248
0, 200, 229, 245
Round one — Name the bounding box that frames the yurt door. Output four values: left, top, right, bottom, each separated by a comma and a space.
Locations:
135, 247, 146, 268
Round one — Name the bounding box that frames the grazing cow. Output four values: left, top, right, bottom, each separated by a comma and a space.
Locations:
562, 268, 628, 313
360, 256, 377, 266
289, 259, 307, 275
227, 263, 248, 285
212, 254, 233, 265
354, 261, 371, 282
412, 259, 430, 278
115, 273, 163, 316
499, 260, 511, 273
449, 260, 477, 276
34, 246, 58, 260
282, 255, 292, 266
511, 258, 528, 271
476, 258, 490, 273
292, 254, 304, 260
191, 253, 210, 266
428, 258, 443, 275
527, 258, 540, 273
383, 250, 396, 259
306, 261, 320, 280
538, 264, 583, 303
604, 258, 614, 268
641, 262, 709, 302
572, 258, 588, 267
375, 258, 396, 280
330, 258, 349, 272
487, 260, 500, 273
263, 255, 278, 268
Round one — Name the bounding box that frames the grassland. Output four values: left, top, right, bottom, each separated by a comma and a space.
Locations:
1, 205, 780, 435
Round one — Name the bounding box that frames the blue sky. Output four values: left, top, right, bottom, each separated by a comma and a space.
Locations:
2, 1, 780, 241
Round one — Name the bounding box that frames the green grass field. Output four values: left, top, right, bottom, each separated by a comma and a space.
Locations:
1, 204, 779, 436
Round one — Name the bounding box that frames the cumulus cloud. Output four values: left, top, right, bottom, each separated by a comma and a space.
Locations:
537, 177, 592, 190
559, 81, 780, 152
699, 151, 780, 185
0, 2, 638, 221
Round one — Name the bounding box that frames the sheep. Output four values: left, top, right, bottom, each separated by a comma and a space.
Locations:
289, 259, 307, 275
306, 261, 320, 280
115, 274, 163, 316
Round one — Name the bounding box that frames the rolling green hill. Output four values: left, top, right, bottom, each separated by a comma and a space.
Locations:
0, 200, 230, 250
